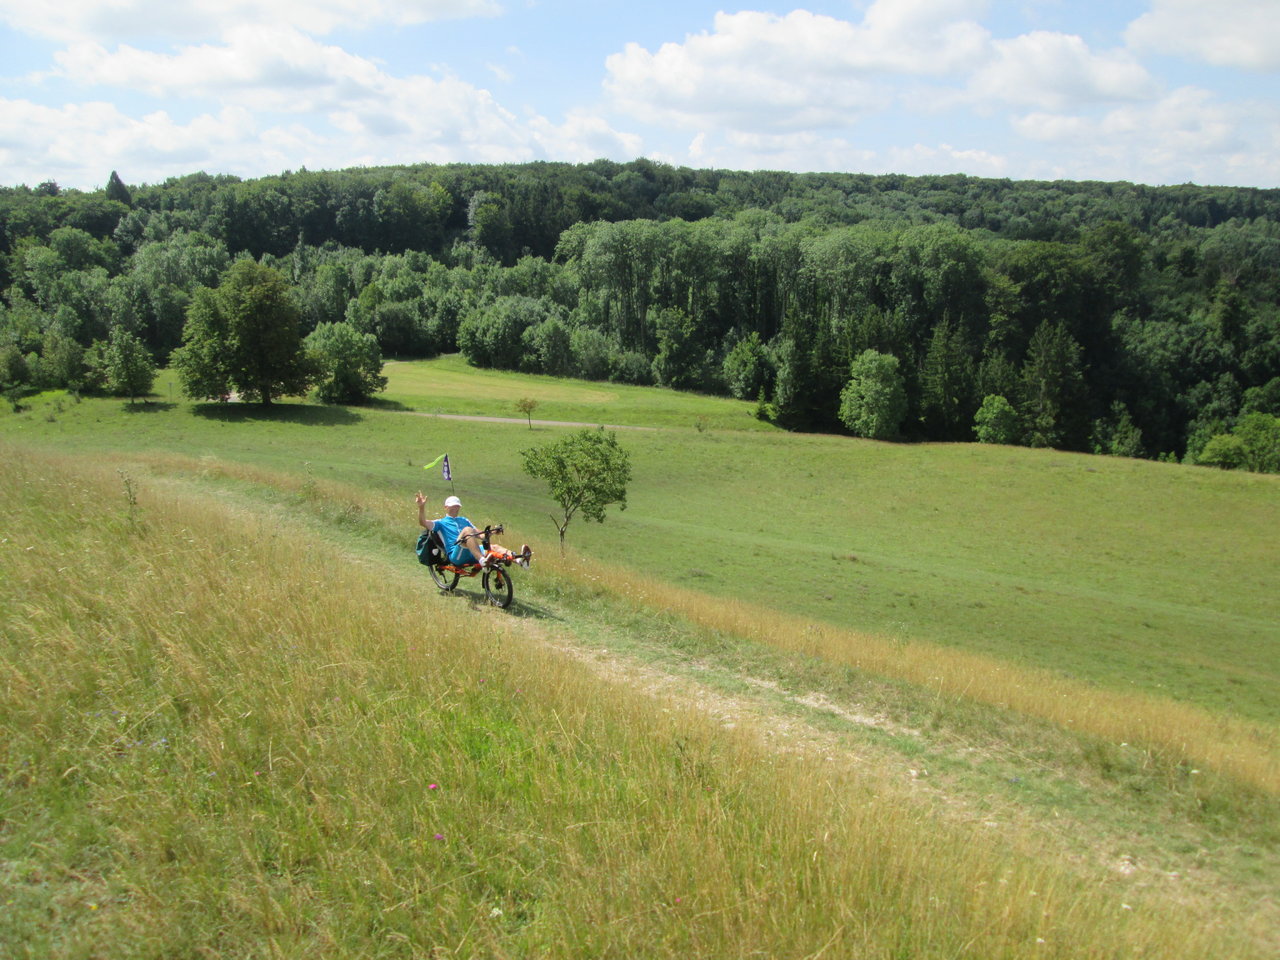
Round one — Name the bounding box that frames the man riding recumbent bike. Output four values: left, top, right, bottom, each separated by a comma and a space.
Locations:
415, 493, 531, 609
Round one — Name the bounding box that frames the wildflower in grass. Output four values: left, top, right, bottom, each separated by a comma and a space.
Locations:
428, 783, 439, 790
434, 833, 445, 841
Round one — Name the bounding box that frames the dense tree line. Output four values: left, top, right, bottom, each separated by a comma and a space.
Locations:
2, 162, 1278, 468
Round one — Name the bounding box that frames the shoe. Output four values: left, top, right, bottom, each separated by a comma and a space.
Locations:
478, 553, 492, 569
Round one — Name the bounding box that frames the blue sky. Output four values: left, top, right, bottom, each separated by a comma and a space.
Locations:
2, 0, 1277, 191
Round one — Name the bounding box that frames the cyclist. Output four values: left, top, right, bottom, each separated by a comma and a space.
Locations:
416, 492, 530, 568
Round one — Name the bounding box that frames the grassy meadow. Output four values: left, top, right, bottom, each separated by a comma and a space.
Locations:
2, 357, 1278, 957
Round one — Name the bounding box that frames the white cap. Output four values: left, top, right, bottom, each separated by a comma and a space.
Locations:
444, 496, 462, 508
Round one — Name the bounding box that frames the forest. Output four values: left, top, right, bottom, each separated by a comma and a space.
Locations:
2, 159, 1279, 467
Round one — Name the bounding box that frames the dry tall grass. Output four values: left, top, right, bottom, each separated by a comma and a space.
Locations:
133, 450, 1280, 797
569, 557, 1280, 797
1, 446, 1268, 957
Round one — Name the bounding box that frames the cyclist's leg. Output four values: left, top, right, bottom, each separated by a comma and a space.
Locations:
452, 526, 486, 564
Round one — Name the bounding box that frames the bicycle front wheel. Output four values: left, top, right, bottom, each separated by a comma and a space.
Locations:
483, 566, 514, 608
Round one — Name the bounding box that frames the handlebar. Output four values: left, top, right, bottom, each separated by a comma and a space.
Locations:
453, 523, 504, 545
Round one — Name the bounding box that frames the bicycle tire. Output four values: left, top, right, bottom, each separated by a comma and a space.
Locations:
482, 566, 514, 608
429, 562, 459, 592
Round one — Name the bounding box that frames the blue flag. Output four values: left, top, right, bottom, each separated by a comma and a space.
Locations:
442, 454, 452, 481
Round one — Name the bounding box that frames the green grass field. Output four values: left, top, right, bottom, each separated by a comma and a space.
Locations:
3, 358, 1278, 957
11, 359, 1278, 724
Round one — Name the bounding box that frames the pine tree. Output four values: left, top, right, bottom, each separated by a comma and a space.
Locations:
105, 170, 132, 206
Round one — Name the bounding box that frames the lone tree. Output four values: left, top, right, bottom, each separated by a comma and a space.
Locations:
105, 170, 132, 207
521, 428, 631, 552
172, 260, 313, 405
102, 327, 156, 404
838, 349, 907, 440
973, 394, 1020, 445
514, 396, 539, 428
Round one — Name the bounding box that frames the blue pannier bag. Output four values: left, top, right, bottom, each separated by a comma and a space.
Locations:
416, 529, 445, 566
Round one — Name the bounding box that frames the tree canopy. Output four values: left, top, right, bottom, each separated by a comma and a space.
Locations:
521, 428, 632, 550
305, 321, 386, 404
4, 160, 1280, 470
171, 260, 313, 404
839, 350, 908, 441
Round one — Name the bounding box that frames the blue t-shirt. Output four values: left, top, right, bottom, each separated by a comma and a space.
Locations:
432, 515, 476, 563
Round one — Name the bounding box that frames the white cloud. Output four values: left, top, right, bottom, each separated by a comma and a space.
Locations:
691, 130, 880, 172
968, 31, 1159, 110
0, 97, 259, 186
528, 110, 643, 162
605, 2, 990, 132
856, 0, 992, 73
1125, 0, 1280, 71
52, 28, 390, 110
652, 128, 1010, 180
48, 29, 541, 155
886, 142, 1010, 178
2, 24, 645, 187
0, 0, 500, 43
1011, 87, 1279, 185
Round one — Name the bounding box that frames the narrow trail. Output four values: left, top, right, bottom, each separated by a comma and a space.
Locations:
473, 589, 1280, 951
396, 410, 659, 430
143, 460, 1280, 953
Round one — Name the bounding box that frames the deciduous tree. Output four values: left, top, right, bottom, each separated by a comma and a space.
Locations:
102, 326, 156, 403
171, 260, 313, 405
304, 322, 386, 404
974, 394, 1020, 445
514, 396, 539, 428
521, 428, 631, 552
838, 349, 907, 440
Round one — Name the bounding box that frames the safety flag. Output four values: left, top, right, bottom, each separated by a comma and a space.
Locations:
422, 453, 445, 473
442, 454, 452, 481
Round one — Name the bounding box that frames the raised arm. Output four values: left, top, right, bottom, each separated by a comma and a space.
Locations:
415, 491, 433, 530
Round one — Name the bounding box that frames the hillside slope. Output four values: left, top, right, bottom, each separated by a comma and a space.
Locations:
3, 441, 1277, 957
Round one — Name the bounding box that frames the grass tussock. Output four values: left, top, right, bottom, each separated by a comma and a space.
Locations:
1, 448, 1266, 958
559, 557, 1280, 799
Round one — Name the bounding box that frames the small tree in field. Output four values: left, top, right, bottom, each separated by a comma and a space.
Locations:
103, 327, 156, 404
515, 397, 539, 428
838, 349, 907, 440
521, 428, 631, 552
974, 394, 1020, 445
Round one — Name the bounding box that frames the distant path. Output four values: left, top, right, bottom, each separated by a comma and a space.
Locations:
398, 411, 658, 431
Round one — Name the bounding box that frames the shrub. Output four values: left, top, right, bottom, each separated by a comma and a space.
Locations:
974, 394, 1020, 445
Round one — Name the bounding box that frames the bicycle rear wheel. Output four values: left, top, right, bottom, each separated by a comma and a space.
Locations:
482, 566, 514, 608
429, 562, 459, 592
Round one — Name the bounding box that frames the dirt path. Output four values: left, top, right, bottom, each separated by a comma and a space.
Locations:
488, 604, 1279, 951
399, 411, 658, 430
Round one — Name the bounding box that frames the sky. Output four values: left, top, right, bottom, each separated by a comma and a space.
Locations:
1, 0, 1278, 192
